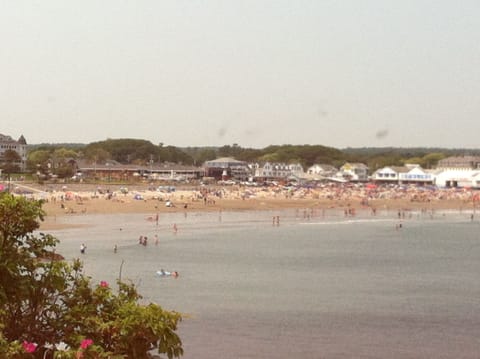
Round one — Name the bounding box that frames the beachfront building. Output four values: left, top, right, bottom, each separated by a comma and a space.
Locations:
306, 164, 338, 179
74, 160, 139, 182
399, 166, 435, 185
0, 134, 28, 172
74, 160, 204, 182
148, 163, 205, 181
372, 165, 434, 185
203, 157, 250, 181
436, 156, 480, 170
434, 156, 480, 188
254, 162, 304, 182
434, 169, 480, 188
338, 162, 369, 182
371, 166, 407, 183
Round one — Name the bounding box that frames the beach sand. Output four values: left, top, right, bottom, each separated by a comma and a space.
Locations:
36, 183, 475, 230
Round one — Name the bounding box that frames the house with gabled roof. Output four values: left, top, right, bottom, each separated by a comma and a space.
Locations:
0, 133, 28, 172
307, 164, 338, 178
339, 162, 369, 182
372, 166, 408, 183
372, 164, 434, 185
398, 166, 435, 185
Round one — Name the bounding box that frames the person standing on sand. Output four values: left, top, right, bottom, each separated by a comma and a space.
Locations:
80, 243, 86, 254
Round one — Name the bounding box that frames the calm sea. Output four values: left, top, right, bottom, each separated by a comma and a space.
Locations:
45, 207, 480, 358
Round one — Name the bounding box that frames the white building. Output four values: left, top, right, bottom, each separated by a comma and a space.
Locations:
434, 169, 480, 188
372, 166, 406, 183
307, 164, 338, 178
372, 165, 434, 185
339, 163, 369, 182
0, 134, 27, 172
399, 166, 435, 184
255, 162, 304, 181
434, 156, 480, 188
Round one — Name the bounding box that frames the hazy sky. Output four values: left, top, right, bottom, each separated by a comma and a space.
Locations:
2, 1, 479, 148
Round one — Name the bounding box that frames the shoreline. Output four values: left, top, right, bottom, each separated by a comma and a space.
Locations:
19, 181, 476, 230
38, 195, 474, 231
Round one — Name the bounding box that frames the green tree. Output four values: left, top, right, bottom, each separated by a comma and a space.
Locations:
84, 148, 111, 163
158, 146, 194, 165
85, 139, 156, 164
258, 153, 282, 163
0, 150, 21, 174
422, 152, 445, 169
181, 147, 218, 165
50, 148, 78, 179
26, 149, 51, 174
83, 139, 195, 165
0, 194, 183, 358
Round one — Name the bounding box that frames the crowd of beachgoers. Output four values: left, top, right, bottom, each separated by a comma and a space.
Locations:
3, 180, 474, 230
21, 181, 478, 215
204, 182, 478, 203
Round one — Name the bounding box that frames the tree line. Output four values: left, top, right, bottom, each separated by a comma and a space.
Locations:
22, 139, 480, 179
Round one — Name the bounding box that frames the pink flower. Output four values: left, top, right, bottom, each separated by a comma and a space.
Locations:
100, 280, 109, 288
22, 341, 37, 353
80, 338, 93, 349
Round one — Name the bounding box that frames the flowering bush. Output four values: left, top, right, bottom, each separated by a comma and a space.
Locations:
22, 341, 37, 353
0, 194, 183, 358
80, 339, 93, 350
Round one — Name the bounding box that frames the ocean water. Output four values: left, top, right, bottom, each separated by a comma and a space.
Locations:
45, 208, 480, 358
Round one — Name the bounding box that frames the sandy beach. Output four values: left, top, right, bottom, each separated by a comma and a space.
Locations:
30, 182, 477, 230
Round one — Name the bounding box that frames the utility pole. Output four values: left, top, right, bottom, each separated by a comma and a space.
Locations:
149, 154, 154, 179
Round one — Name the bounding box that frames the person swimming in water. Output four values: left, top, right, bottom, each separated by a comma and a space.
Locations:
157, 269, 179, 277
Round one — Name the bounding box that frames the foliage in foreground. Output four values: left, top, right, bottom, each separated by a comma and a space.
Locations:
0, 193, 183, 358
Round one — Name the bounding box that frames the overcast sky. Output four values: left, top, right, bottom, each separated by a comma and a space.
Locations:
1, 1, 479, 149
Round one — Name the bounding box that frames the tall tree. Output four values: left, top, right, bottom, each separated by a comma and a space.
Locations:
0, 150, 21, 174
